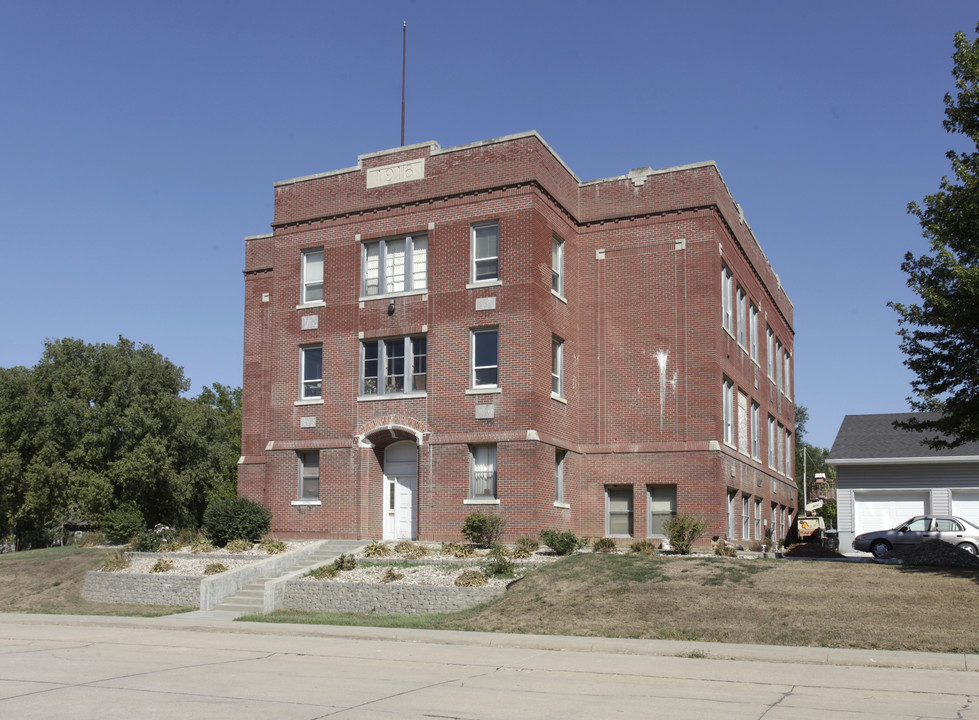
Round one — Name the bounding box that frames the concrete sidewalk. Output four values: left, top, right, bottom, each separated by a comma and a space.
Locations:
1, 611, 974, 673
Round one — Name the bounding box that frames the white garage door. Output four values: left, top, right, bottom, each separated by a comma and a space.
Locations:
950, 490, 979, 527
853, 491, 929, 535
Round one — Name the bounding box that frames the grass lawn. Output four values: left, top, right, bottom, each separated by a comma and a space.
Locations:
243, 554, 979, 654
0, 546, 191, 617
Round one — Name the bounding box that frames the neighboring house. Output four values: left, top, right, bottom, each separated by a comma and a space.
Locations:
238, 131, 797, 544
827, 413, 979, 549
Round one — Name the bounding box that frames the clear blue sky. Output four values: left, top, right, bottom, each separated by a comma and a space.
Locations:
1, 1, 976, 450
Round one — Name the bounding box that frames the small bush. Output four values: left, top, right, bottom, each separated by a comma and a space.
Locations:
77, 530, 106, 547
259, 536, 287, 554
150, 558, 174, 573
176, 527, 198, 546
593, 537, 618, 553
101, 550, 130, 572
204, 563, 228, 575
629, 539, 658, 556
101, 505, 145, 544
539, 529, 583, 556
455, 569, 488, 587
663, 514, 707, 555
333, 553, 357, 571
484, 546, 516, 577
714, 541, 737, 557
513, 537, 539, 558
224, 538, 253, 553
380, 567, 404, 583
191, 536, 217, 553
202, 496, 272, 546
462, 512, 507, 548
309, 565, 338, 580
747, 540, 765, 552
131, 526, 177, 553
364, 540, 393, 558
394, 541, 429, 558
441, 541, 476, 558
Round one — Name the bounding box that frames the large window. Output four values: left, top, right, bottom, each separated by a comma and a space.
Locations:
737, 391, 748, 455
471, 328, 499, 388
754, 498, 763, 540
362, 234, 427, 296
749, 303, 759, 362
298, 451, 319, 501
555, 450, 566, 504
361, 336, 426, 396
721, 264, 733, 333
300, 345, 322, 400
648, 485, 677, 537
775, 339, 783, 393
606, 486, 633, 536
768, 415, 777, 468
767, 327, 774, 379
742, 494, 750, 539
470, 444, 497, 499
552, 235, 564, 295
471, 222, 499, 282
301, 249, 324, 304
784, 429, 793, 477
751, 401, 761, 460
723, 378, 735, 445
736, 286, 747, 348
552, 337, 564, 397
777, 423, 785, 474
784, 352, 791, 399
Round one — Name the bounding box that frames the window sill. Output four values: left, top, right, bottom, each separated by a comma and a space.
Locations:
358, 392, 427, 402
291, 500, 322, 506
551, 289, 567, 304
553, 502, 570, 509
466, 387, 501, 395
294, 398, 324, 406
551, 393, 567, 404
295, 301, 326, 310
466, 279, 502, 289
464, 498, 500, 505
358, 289, 428, 303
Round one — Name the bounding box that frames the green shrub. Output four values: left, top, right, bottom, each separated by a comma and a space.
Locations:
593, 537, 618, 553
204, 563, 228, 575
629, 539, 658, 556
101, 505, 145, 544
191, 536, 216, 553
130, 525, 177, 552
461, 512, 507, 548
364, 540, 393, 557
513, 537, 539, 558
202, 497, 272, 546
380, 567, 404, 583
663, 514, 707, 555
484, 545, 516, 577
455, 569, 488, 587
333, 553, 357, 571
539, 529, 583, 556
150, 558, 174, 573
224, 538, 252, 553
309, 565, 338, 580
441, 541, 476, 558
259, 536, 287, 554
101, 550, 129, 572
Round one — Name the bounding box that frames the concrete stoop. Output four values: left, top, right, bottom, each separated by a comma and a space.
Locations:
212, 540, 365, 615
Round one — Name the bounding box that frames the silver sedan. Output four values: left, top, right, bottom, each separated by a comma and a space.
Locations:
852, 515, 979, 558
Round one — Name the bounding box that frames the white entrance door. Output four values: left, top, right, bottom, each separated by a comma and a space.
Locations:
383, 441, 417, 540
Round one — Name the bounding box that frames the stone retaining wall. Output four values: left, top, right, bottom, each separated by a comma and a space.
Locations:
83, 572, 201, 606
282, 580, 505, 615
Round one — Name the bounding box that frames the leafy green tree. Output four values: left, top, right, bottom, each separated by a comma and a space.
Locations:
890, 24, 979, 448
0, 337, 242, 547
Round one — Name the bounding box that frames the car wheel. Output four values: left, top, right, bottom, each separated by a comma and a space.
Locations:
870, 540, 891, 559
957, 542, 978, 556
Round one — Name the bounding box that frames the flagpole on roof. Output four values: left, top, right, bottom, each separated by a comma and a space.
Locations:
401, 21, 406, 147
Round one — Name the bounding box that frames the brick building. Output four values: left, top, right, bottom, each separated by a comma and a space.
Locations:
239, 131, 797, 546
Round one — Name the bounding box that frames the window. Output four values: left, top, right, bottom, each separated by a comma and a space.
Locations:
754, 498, 762, 540
361, 336, 426, 396
749, 304, 759, 362
721, 264, 733, 333
470, 444, 497, 499
606, 486, 633, 536
742, 494, 750, 539
298, 451, 319, 500
777, 423, 785, 474
648, 485, 677, 537
736, 286, 747, 347
300, 345, 322, 400
784, 429, 792, 477
722, 378, 735, 445
737, 391, 748, 455
936, 518, 963, 532
784, 352, 791, 399
362, 234, 427, 297
471, 328, 499, 388
766, 327, 774, 379
768, 416, 776, 468
751, 402, 761, 460
775, 339, 783, 393
301, 249, 324, 304
552, 235, 564, 295
551, 337, 563, 397
728, 491, 737, 538
555, 450, 566, 504
471, 222, 499, 282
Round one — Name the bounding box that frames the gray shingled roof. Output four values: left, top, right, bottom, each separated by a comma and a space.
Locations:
828, 413, 979, 460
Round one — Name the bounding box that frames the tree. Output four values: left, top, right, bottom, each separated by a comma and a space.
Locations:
0, 337, 242, 547
793, 405, 835, 513
890, 24, 979, 449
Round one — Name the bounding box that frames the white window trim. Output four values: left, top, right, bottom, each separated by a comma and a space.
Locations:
749, 303, 759, 364
471, 327, 499, 389
552, 235, 565, 297
300, 345, 322, 401
605, 485, 634, 538
750, 401, 761, 461
722, 378, 735, 447
736, 286, 747, 349
359, 335, 427, 398
551, 337, 564, 400
468, 444, 498, 500
291, 500, 322, 506
555, 449, 566, 505
298, 450, 320, 502
721, 264, 734, 336
471, 221, 500, 283
301, 248, 324, 305
361, 233, 428, 298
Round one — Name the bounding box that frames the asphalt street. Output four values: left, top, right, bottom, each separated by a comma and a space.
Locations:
0, 614, 975, 719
